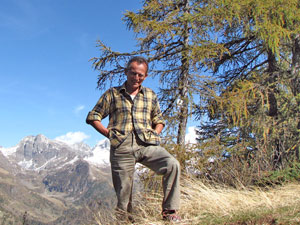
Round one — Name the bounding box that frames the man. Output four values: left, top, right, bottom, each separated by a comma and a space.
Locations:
86, 56, 181, 222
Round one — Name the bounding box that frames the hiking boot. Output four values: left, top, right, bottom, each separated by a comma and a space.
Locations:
114, 208, 136, 224
162, 209, 181, 222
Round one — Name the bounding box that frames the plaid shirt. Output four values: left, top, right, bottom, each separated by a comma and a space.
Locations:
86, 82, 165, 148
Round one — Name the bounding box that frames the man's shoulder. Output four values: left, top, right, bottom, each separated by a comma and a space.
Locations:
142, 86, 156, 95
104, 85, 123, 94
141, 87, 158, 100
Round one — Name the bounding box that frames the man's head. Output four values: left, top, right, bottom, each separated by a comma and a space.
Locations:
126, 56, 148, 74
125, 56, 148, 92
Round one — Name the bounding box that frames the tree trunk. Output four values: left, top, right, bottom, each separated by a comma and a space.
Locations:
291, 34, 300, 78
266, 49, 282, 169
266, 50, 278, 117
177, 0, 190, 147
291, 34, 300, 161
177, 59, 189, 146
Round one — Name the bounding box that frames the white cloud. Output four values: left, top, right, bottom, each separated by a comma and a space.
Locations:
54, 127, 197, 146
74, 105, 85, 114
55, 131, 90, 145
185, 126, 198, 144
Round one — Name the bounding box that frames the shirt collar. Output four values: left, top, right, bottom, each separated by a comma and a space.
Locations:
119, 81, 145, 94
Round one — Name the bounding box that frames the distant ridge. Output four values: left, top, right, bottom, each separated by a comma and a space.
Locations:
0, 134, 114, 225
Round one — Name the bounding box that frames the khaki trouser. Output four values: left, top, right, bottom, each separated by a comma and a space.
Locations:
110, 132, 180, 212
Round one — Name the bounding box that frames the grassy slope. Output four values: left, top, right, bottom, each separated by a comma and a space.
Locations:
178, 178, 300, 225
93, 176, 300, 225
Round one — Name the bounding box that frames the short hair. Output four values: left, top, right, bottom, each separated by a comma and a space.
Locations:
126, 56, 148, 74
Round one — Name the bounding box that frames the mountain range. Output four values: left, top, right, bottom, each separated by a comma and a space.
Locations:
0, 134, 115, 225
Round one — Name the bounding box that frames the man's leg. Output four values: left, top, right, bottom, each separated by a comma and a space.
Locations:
137, 145, 180, 210
110, 133, 136, 212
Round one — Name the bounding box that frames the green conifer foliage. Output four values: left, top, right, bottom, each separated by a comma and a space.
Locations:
196, 0, 300, 175
91, 0, 300, 174
91, 0, 226, 147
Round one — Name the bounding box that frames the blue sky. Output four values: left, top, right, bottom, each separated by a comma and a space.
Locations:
0, 0, 197, 148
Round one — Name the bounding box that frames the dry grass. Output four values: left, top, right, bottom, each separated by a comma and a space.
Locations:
179, 177, 300, 224
91, 176, 300, 225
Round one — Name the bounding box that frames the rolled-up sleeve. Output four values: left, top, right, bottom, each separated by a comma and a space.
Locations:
151, 95, 165, 126
86, 90, 111, 124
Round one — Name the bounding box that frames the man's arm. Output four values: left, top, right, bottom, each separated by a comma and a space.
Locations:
154, 123, 164, 135
89, 120, 109, 138
151, 91, 166, 132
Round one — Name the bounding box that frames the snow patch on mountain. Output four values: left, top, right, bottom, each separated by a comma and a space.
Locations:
18, 158, 34, 170
84, 139, 110, 166
0, 145, 18, 157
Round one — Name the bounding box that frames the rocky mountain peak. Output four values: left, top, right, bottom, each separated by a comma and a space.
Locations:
4, 135, 76, 170
34, 134, 50, 144
95, 139, 110, 149
71, 141, 92, 153
20, 134, 48, 144
0, 135, 115, 225
1, 134, 110, 171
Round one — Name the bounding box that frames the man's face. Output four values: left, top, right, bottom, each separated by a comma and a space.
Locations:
125, 61, 148, 90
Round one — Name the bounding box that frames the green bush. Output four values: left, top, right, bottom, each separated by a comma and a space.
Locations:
260, 161, 300, 185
